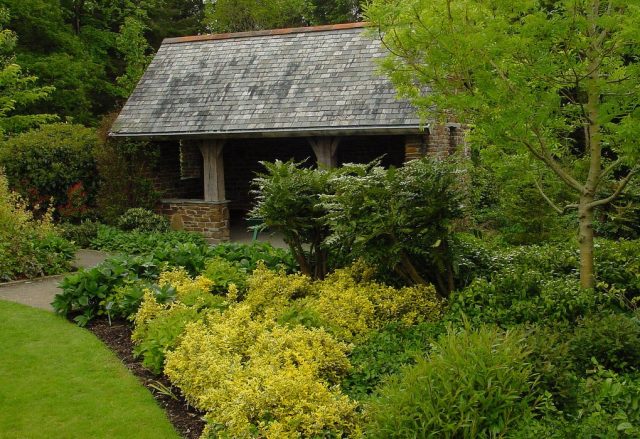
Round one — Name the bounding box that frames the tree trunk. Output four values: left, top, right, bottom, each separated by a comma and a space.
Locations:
578, 197, 595, 289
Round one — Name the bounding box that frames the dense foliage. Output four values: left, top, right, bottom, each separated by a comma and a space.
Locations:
326, 158, 463, 295
0, 172, 74, 281
366, 326, 536, 438
116, 208, 169, 233
0, 123, 99, 220
366, 0, 640, 288
94, 115, 160, 223
250, 159, 331, 279
251, 157, 463, 295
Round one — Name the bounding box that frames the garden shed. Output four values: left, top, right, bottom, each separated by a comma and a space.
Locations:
111, 22, 463, 243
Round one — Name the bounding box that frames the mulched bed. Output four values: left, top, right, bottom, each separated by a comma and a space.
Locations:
87, 318, 205, 439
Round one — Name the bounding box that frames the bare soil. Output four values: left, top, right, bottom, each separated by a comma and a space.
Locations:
86, 318, 205, 439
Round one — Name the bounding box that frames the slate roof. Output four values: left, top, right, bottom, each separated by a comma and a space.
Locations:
110, 22, 421, 139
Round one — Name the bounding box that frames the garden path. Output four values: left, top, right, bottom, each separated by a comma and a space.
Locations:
0, 249, 109, 312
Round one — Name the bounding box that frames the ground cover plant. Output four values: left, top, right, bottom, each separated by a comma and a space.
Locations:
0, 300, 179, 439
53, 235, 297, 326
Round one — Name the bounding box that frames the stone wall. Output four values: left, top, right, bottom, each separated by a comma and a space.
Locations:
159, 199, 230, 243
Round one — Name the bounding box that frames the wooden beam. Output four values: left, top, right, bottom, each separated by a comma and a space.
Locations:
199, 140, 226, 202
309, 137, 340, 168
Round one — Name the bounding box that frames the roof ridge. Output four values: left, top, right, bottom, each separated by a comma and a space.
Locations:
163, 22, 369, 44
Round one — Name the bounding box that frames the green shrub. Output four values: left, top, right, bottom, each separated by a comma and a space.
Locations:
94, 116, 160, 224
116, 208, 169, 233
449, 271, 616, 327
569, 313, 640, 374
512, 367, 640, 438
133, 306, 201, 374
202, 257, 248, 294
525, 325, 579, 409
325, 157, 463, 296
366, 325, 536, 438
0, 173, 76, 281
0, 123, 99, 220
250, 159, 332, 279
596, 239, 640, 301
58, 220, 100, 248
150, 242, 212, 276
342, 321, 446, 399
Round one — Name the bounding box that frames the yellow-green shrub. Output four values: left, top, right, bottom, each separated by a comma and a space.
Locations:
132, 269, 227, 373
164, 303, 359, 438
242, 263, 313, 317
146, 263, 444, 437
297, 263, 444, 341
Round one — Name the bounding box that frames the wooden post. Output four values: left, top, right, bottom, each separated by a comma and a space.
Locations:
199, 140, 226, 202
309, 137, 340, 168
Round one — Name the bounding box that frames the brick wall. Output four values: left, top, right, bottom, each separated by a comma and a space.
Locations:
159, 199, 230, 243
179, 141, 203, 179
152, 142, 203, 199
404, 124, 467, 161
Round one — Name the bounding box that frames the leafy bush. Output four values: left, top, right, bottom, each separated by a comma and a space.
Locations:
116, 208, 169, 233
325, 157, 463, 296
0, 173, 75, 281
512, 367, 640, 438
58, 220, 100, 248
569, 313, 640, 374
365, 326, 536, 438
132, 269, 228, 373
240, 262, 444, 343
94, 114, 160, 224
449, 272, 613, 327
250, 159, 332, 279
0, 123, 99, 220
596, 239, 640, 301
466, 151, 575, 245
303, 262, 444, 342
343, 321, 446, 399
525, 325, 579, 409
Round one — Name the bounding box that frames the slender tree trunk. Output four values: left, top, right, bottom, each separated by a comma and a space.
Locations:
580, 2, 601, 289
578, 196, 595, 288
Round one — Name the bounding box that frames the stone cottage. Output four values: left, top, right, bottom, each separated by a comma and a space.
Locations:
110, 22, 464, 243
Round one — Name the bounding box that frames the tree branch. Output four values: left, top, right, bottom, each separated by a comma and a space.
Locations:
525, 129, 586, 193
534, 179, 564, 214
588, 167, 638, 209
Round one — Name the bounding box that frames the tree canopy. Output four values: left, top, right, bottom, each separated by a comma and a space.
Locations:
366, 0, 640, 287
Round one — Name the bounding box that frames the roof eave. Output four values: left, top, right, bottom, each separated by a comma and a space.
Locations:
108, 125, 427, 141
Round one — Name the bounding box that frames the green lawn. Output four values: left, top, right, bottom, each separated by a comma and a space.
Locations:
0, 300, 180, 439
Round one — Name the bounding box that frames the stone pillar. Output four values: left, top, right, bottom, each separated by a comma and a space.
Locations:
160, 199, 230, 244
199, 140, 226, 202
309, 137, 340, 168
